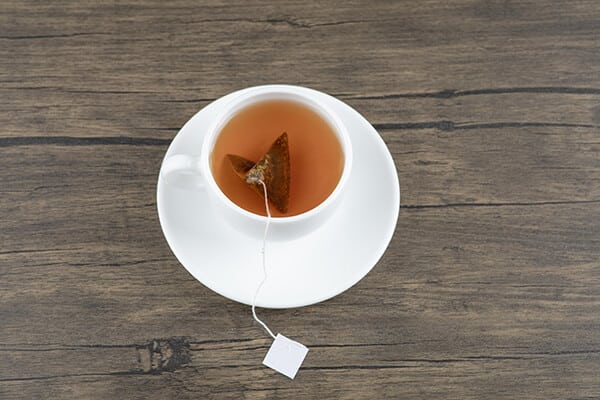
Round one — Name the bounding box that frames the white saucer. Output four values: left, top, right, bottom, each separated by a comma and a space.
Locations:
157, 87, 400, 309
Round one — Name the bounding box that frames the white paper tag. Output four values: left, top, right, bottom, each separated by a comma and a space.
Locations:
262, 333, 309, 379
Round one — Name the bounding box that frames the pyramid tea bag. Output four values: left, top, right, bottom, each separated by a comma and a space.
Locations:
226, 132, 291, 213
229, 133, 307, 379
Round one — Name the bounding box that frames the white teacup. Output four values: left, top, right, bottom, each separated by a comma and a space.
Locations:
161, 85, 353, 240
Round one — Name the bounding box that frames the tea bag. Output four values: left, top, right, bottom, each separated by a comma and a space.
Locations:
226, 132, 291, 213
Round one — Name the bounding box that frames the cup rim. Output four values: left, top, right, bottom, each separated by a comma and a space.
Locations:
200, 84, 353, 223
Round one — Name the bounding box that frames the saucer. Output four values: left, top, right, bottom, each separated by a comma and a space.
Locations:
157, 86, 400, 309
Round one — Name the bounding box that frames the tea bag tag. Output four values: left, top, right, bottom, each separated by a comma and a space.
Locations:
263, 333, 309, 379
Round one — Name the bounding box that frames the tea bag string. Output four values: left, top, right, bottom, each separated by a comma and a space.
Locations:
250, 178, 277, 340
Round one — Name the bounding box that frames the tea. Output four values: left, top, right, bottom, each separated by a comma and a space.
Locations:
210, 99, 344, 217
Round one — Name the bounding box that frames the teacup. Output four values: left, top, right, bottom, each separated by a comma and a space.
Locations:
161, 85, 353, 240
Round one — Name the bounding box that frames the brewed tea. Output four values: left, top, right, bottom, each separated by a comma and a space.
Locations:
210, 99, 344, 217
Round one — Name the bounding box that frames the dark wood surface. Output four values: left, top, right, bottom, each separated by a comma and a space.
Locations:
2, 1, 600, 398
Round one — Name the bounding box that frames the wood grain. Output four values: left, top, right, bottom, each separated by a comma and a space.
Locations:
1, 0, 600, 398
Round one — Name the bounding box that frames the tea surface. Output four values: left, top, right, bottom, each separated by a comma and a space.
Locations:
211, 99, 344, 217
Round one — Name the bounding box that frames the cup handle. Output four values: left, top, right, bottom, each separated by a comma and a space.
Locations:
161, 154, 205, 189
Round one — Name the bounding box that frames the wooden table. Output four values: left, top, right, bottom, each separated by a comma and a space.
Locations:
2, 1, 599, 398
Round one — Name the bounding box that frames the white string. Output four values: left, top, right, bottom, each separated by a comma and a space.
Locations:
250, 178, 277, 340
